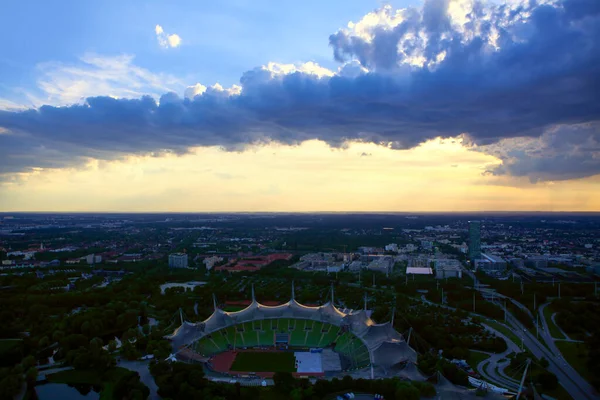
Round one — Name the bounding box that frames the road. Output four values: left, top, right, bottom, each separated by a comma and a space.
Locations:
418, 295, 521, 391
475, 326, 520, 392
118, 360, 160, 400
497, 301, 599, 400
460, 265, 598, 399
425, 270, 599, 399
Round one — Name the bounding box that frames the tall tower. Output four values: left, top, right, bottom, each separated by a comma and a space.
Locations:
468, 220, 481, 262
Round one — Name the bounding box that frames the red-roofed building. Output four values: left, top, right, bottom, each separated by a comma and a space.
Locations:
214, 253, 293, 273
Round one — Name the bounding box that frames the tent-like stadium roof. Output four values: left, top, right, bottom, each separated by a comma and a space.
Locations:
166, 283, 417, 368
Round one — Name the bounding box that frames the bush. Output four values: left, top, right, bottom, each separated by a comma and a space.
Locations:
412, 381, 436, 397
113, 371, 150, 400
440, 361, 469, 386
395, 382, 420, 400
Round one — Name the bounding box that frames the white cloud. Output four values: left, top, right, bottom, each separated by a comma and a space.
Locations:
0, 98, 27, 111
264, 61, 334, 78
34, 53, 185, 105
155, 24, 182, 49
167, 34, 181, 48
184, 83, 207, 99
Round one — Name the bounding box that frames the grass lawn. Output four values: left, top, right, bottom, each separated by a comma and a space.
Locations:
0, 339, 22, 353
555, 341, 592, 384
484, 320, 523, 350
543, 306, 565, 339
467, 350, 490, 370
231, 351, 296, 372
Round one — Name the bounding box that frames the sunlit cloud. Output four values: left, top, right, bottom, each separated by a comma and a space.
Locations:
155, 24, 182, 49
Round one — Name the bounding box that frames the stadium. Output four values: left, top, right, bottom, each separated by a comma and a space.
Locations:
166, 284, 417, 379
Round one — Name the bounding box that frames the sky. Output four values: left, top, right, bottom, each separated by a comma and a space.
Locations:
0, 0, 599, 212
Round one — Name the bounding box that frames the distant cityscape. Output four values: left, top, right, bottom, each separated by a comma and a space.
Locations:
1, 212, 599, 400
3, 213, 598, 282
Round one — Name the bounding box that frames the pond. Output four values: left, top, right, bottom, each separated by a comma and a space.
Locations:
36, 383, 100, 400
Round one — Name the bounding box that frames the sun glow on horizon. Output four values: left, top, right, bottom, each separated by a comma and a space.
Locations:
1, 139, 597, 212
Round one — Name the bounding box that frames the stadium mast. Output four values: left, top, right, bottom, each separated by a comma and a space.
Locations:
331, 283, 335, 306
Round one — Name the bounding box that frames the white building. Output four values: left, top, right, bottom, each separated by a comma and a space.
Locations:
348, 260, 364, 271
476, 253, 507, 271
435, 265, 462, 279
86, 254, 102, 265
406, 267, 433, 275
385, 243, 399, 253
169, 253, 189, 269
203, 256, 223, 271
368, 256, 394, 275
403, 244, 417, 253
420, 241, 433, 250
327, 265, 343, 273
429, 258, 461, 269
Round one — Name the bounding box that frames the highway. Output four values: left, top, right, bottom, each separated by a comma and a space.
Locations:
495, 300, 599, 400
475, 327, 520, 392
461, 265, 598, 399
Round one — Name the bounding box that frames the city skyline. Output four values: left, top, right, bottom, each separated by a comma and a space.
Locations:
1, 0, 599, 212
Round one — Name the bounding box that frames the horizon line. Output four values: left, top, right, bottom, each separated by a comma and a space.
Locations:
1, 210, 600, 215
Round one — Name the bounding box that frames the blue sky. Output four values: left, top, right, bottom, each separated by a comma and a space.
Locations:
0, 0, 599, 211
0, 0, 418, 104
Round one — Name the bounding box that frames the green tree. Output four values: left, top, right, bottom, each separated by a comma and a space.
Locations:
273, 371, 296, 393
52, 330, 65, 343
21, 355, 36, 370
395, 382, 420, 400
25, 367, 38, 386
38, 336, 50, 348
0, 374, 23, 399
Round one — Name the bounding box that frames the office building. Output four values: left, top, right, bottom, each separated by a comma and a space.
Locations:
525, 256, 548, 269
468, 221, 481, 261
435, 265, 462, 279
421, 240, 433, 250
203, 256, 223, 271
86, 254, 102, 265
476, 253, 507, 271
169, 253, 188, 269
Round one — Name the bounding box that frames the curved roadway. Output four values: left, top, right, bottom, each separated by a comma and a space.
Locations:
497, 300, 598, 400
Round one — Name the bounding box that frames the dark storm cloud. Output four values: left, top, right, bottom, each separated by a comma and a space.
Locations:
1, 0, 599, 180
483, 122, 600, 182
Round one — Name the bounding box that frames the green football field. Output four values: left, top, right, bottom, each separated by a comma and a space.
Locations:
230, 351, 296, 372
